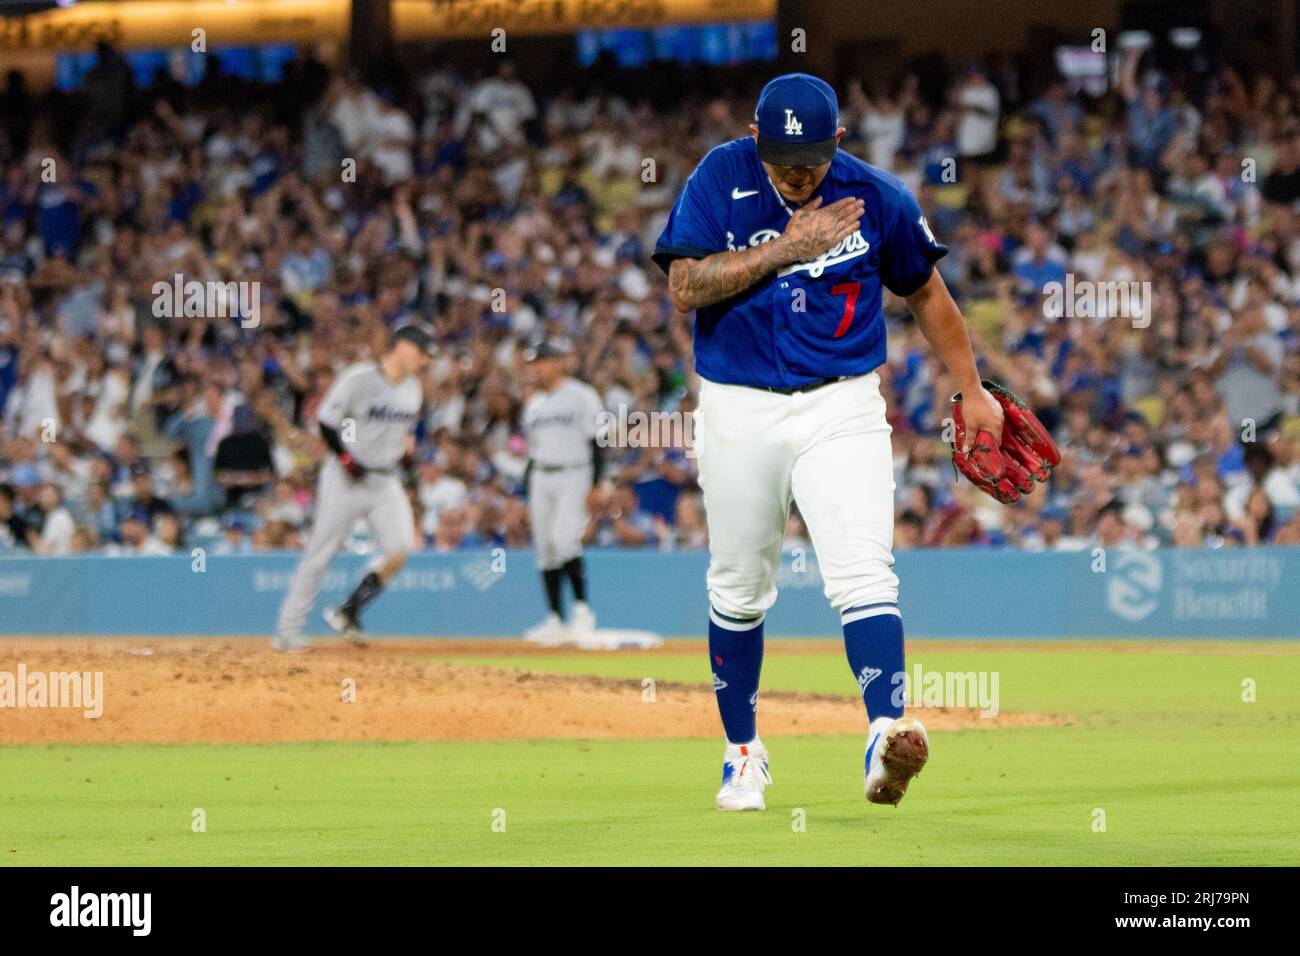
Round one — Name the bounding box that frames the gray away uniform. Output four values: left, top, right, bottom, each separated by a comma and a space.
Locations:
524, 378, 603, 571
276, 361, 423, 641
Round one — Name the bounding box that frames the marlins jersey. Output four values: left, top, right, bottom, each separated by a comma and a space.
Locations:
652, 137, 948, 391
524, 378, 603, 467
317, 361, 423, 470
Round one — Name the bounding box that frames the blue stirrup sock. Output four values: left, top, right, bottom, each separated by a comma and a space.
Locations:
842, 602, 905, 722
708, 606, 765, 744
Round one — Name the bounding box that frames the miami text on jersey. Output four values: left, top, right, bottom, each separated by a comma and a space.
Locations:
367, 404, 419, 424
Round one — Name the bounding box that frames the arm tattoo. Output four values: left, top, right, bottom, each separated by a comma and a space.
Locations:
668, 241, 791, 312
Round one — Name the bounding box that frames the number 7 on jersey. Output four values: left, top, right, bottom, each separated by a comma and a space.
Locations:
830, 281, 861, 339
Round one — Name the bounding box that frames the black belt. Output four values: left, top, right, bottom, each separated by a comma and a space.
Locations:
534, 462, 587, 473
755, 375, 853, 396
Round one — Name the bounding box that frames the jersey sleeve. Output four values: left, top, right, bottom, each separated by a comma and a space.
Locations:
316, 368, 356, 429
586, 388, 606, 441
879, 186, 949, 297
651, 154, 729, 275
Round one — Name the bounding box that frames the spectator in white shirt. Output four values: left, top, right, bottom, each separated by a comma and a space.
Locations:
852, 81, 906, 171
329, 75, 379, 153
369, 93, 415, 185
417, 456, 469, 538
957, 68, 1000, 161
33, 483, 75, 555
6, 349, 59, 439
456, 61, 537, 154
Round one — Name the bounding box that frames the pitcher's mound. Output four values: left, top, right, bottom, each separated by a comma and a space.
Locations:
0, 637, 1069, 744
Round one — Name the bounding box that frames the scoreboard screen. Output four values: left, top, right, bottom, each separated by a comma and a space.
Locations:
577, 21, 777, 68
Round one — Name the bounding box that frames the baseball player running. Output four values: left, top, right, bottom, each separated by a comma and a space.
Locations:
521, 339, 604, 643
653, 74, 1004, 810
274, 323, 435, 651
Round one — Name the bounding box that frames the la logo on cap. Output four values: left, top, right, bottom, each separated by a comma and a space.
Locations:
755, 73, 840, 166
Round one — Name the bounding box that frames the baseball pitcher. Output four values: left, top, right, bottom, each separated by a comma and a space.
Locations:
653, 74, 1005, 810
521, 339, 604, 643
274, 323, 435, 651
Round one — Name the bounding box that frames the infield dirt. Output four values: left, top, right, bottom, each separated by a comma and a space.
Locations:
0, 638, 1066, 744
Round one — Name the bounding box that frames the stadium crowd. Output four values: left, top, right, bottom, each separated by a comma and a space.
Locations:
1, 42, 1299, 557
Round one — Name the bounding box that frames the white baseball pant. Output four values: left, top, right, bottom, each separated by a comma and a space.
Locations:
527, 465, 589, 571
276, 457, 417, 641
694, 372, 898, 620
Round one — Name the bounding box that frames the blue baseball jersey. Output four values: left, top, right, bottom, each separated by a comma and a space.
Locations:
653, 137, 948, 390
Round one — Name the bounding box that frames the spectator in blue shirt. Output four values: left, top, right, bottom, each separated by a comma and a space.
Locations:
1121, 50, 1179, 173
1011, 222, 1068, 296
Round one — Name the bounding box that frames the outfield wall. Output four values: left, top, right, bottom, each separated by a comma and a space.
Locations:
0, 547, 1296, 639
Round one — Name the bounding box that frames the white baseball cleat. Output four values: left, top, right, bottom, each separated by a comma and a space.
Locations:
569, 601, 597, 635
271, 635, 312, 654
523, 612, 568, 645
323, 606, 367, 647
865, 715, 929, 806
715, 738, 771, 811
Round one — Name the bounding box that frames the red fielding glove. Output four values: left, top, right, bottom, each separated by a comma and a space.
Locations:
949, 381, 1061, 504
986, 381, 1061, 469
339, 453, 366, 480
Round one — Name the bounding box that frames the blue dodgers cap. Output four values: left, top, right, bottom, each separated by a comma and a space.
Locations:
754, 73, 841, 167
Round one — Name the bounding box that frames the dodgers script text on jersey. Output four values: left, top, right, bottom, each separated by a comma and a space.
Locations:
652, 137, 948, 391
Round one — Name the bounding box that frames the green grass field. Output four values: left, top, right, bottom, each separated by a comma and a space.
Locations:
2, 640, 1298, 866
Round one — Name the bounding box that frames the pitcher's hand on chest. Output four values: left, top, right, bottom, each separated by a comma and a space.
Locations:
776, 196, 865, 263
